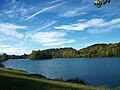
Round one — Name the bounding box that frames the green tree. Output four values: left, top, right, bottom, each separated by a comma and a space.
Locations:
29, 51, 38, 60
1, 53, 8, 61
29, 50, 53, 60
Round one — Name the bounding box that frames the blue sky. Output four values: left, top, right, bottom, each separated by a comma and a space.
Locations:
0, 0, 120, 55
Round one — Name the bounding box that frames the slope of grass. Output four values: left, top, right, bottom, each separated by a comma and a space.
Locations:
0, 67, 110, 90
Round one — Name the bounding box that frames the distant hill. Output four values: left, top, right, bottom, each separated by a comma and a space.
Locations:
30, 42, 120, 59
78, 42, 120, 58
43, 47, 76, 58
1, 42, 120, 60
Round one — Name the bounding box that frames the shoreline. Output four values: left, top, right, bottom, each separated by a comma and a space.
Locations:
0, 67, 111, 90
1, 58, 120, 89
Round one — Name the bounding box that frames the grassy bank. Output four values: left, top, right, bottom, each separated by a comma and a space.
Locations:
0, 67, 110, 90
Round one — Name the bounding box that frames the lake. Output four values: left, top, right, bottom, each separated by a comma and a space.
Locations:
3, 58, 120, 88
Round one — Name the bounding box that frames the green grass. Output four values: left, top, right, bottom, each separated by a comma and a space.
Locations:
0, 67, 110, 90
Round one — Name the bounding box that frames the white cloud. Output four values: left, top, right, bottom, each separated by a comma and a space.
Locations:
24, 2, 65, 21
81, 37, 88, 40
48, 0, 63, 4
31, 32, 66, 43
59, 8, 87, 18
11, 0, 17, 3
31, 31, 75, 46
77, 19, 87, 22
55, 18, 104, 31
0, 45, 29, 55
0, 38, 4, 42
0, 1, 35, 21
58, 5, 89, 18
0, 22, 27, 39
88, 18, 120, 34
55, 18, 120, 34
37, 21, 57, 30
25, 21, 57, 40
43, 39, 75, 46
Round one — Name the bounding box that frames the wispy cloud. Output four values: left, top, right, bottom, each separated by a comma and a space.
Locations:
55, 18, 104, 31
0, 1, 35, 21
59, 8, 87, 18
37, 21, 57, 30
88, 18, 120, 34
77, 19, 87, 22
24, 2, 65, 21
55, 18, 120, 34
48, 0, 63, 4
0, 44, 29, 55
43, 39, 75, 46
25, 20, 57, 40
31, 31, 75, 46
81, 37, 88, 40
0, 22, 27, 39
97, 1, 120, 18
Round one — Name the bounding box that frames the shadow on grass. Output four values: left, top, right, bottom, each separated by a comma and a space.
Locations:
66, 77, 86, 85
0, 75, 82, 90
49, 77, 86, 85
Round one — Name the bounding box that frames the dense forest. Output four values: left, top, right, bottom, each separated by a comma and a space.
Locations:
29, 50, 53, 60
42, 42, 120, 58
0, 53, 29, 61
0, 42, 120, 60
78, 43, 120, 58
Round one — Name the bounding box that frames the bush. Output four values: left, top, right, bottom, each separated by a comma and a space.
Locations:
66, 77, 86, 85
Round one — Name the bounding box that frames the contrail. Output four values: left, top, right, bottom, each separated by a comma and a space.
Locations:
24, 2, 65, 21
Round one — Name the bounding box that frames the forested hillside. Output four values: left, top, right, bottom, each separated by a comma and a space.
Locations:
29, 50, 53, 60
0, 42, 120, 60
29, 42, 120, 59
78, 43, 120, 57
43, 48, 77, 58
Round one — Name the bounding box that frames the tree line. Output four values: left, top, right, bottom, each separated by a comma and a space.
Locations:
0, 53, 29, 61
0, 42, 120, 61
29, 50, 53, 60
28, 42, 120, 59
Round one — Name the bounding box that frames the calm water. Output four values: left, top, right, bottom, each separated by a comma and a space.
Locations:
3, 58, 120, 88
